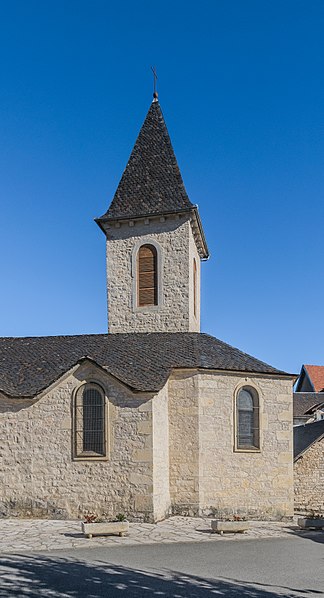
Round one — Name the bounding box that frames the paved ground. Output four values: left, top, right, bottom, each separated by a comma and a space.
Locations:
0, 516, 313, 553
0, 535, 323, 596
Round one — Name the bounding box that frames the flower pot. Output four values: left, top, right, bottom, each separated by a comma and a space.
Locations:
211, 520, 249, 534
82, 520, 129, 538
297, 518, 324, 530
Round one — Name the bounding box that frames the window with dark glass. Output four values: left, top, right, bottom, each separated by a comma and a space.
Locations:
137, 244, 158, 307
75, 384, 106, 457
236, 387, 260, 449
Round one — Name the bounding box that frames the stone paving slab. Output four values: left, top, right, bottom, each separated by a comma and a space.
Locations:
0, 516, 310, 554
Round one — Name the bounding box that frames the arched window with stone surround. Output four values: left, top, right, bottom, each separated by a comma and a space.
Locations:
235, 386, 260, 450
74, 383, 107, 458
137, 244, 158, 307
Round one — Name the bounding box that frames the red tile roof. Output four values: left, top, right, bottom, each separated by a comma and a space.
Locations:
304, 365, 324, 392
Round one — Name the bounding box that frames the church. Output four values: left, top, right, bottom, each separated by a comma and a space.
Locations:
0, 95, 295, 522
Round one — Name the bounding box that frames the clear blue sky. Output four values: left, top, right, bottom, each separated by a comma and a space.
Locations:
0, 0, 323, 374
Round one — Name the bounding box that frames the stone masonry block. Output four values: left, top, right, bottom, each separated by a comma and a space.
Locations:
133, 449, 152, 463
137, 420, 152, 435
135, 494, 153, 512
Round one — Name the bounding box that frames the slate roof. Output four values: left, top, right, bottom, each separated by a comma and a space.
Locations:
97, 101, 195, 222
293, 393, 324, 418
0, 332, 292, 398
304, 365, 324, 392
294, 420, 324, 460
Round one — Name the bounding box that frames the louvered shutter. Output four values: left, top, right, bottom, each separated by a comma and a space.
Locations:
138, 245, 157, 306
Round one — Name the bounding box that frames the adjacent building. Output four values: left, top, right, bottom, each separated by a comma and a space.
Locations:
294, 365, 324, 426
294, 420, 324, 514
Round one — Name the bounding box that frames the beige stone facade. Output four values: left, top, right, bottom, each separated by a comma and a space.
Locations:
101, 214, 201, 334
0, 363, 294, 521
0, 362, 156, 522
0, 98, 297, 523
169, 371, 294, 519
294, 439, 324, 514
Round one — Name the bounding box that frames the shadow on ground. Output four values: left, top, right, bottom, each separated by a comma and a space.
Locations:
284, 527, 324, 545
0, 554, 321, 597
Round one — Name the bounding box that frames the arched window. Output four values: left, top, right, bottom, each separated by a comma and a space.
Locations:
236, 387, 260, 450
193, 258, 197, 318
74, 383, 106, 458
137, 244, 158, 307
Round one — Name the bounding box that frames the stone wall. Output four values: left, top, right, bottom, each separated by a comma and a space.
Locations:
168, 372, 200, 515
0, 362, 295, 522
0, 361, 157, 521
152, 385, 171, 521
168, 370, 294, 520
198, 372, 294, 519
102, 214, 200, 333
294, 439, 324, 514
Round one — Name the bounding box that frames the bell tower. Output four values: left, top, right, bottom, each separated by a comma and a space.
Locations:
96, 98, 208, 333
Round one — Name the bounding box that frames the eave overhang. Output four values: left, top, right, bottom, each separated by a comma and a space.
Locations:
95, 206, 209, 260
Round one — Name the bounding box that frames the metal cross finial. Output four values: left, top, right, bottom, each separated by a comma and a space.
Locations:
151, 66, 158, 101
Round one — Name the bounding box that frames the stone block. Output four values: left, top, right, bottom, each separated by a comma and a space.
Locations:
137, 420, 151, 435
278, 410, 291, 422
272, 475, 293, 489
129, 473, 152, 486
133, 449, 152, 463
61, 417, 71, 430
211, 520, 249, 534
261, 413, 269, 429
138, 401, 152, 413
135, 494, 153, 512
278, 452, 292, 464
82, 521, 129, 538
276, 430, 291, 441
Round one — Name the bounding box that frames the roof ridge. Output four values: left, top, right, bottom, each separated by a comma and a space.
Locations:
0, 333, 108, 341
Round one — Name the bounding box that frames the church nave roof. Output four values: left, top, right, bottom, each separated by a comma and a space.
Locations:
0, 332, 292, 398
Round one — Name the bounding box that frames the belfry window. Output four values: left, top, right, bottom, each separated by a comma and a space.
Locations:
74, 383, 106, 458
137, 244, 158, 307
235, 387, 260, 450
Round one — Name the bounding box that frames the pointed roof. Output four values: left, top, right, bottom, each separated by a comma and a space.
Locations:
97, 100, 195, 221
296, 364, 324, 393
304, 365, 324, 392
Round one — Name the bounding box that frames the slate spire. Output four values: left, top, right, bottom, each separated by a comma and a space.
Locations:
97, 100, 195, 222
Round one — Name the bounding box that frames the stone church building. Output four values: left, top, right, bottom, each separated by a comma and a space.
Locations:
0, 97, 295, 522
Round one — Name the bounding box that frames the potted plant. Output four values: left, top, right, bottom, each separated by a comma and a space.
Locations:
81, 513, 129, 539
297, 511, 324, 530
211, 514, 249, 535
